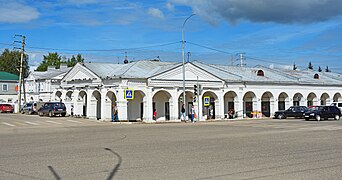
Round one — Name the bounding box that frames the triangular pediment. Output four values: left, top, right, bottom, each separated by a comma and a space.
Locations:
150, 63, 223, 82
62, 63, 100, 82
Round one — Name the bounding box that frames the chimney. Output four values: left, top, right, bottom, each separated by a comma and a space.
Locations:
60, 63, 67, 71
47, 66, 55, 71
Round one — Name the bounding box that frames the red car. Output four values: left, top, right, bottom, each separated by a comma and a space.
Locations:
0, 104, 14, 113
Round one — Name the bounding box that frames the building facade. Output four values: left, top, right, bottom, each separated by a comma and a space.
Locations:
42, 60, 342, 122
0, 71, 19, 104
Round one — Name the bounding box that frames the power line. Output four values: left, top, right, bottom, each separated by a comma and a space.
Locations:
186, 41, 233, 55
26, 41, 181, 52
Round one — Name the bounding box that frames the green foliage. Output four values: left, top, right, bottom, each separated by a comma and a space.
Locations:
325, 66, 331, 72
318, 66, 322, 72
36, 53, 85, 71
0, 49, 29, 77
293, 63, 297, 70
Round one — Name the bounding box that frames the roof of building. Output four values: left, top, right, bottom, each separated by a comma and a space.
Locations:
79, 60, 342, 85
29, 67, 72, 80
0, 71, 19, 81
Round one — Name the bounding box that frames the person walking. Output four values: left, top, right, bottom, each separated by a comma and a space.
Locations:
191, 105, 195, 123
181, 105, 186, 122
70, 105, 74, 117
112, 105, 118, 122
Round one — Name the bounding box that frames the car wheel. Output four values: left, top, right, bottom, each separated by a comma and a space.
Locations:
305, 118, 310, 121
277, 114, 283, 119
61, 113, 66, 117
334, 115, 340, 120
316, 115, 321, 121
49, 111, 53, 117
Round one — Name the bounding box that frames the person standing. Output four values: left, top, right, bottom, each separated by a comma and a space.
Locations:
153, 109, 157, 121
181, 105, 186, 122
112, 105, 118, 122
191, 105, 195, 123
70, 105, 74, 117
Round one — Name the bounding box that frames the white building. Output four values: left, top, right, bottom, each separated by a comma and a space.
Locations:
44, 60, 342, 122
25, 65, 71, 102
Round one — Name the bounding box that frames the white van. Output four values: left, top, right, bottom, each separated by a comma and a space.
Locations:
330, 102, 342, 111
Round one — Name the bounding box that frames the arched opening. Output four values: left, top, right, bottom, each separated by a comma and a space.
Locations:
307, 92, 317, 107
202, 91, 218, 120
224, 91, 238, 118
106, 91, 117, 120
127, 90, 145, 121
153, 90, 172, 121
243, 91, 257, 118
261, 91, 274, 117
78, 91, 87, 117
55, 91, 62, 101
91, 90, 101, 120
65, 91, 73, 116
293, 93, 304, 106
178, 91, 195, 120
320, 93, 330, 105
278, 92, 289, 110
333, 93, 342, 102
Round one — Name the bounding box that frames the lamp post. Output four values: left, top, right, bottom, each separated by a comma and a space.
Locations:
182, 14, 196, 121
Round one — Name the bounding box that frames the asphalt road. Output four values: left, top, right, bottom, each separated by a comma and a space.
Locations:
1, 114, 342, 180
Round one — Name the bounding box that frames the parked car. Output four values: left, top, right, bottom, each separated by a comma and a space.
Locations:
38, 102, 66, 117
304, 106, 341, 121
21, 102, 44, 114
274, 106, 309, 119
0, 104, 14, 113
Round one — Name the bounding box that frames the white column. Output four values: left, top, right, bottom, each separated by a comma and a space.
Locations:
238, 91, 244, 118
170, 89, 180, 121
198, 94, 203, 121
218, 90, 224, 119
100, 89, 108, 121
144, 87, 153, 123
86, 89, 95, 119
117, 88, 128, 121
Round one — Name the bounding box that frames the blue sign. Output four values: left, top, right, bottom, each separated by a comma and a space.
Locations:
124, 89, 134, 100
204, 96, 210, 106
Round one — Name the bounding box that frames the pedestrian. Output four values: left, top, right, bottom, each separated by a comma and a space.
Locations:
191, 105, 195, 123
153, 109, 157, 121
181, 104, 186, 122
70, 105, 74, 117
112, 105, 118, 122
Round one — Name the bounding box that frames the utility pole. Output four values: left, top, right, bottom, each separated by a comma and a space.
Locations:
14, 35, 26, 112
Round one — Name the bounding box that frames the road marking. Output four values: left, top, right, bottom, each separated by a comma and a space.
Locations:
2, 122, 15, 127
67, 120, 82, 123
46, 120, 62, 125
25, 121, 39, 125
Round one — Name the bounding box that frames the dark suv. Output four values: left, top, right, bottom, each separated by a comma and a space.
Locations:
304, 106, 341, 121
274, 106, 309, 119
38, 102, 66, 117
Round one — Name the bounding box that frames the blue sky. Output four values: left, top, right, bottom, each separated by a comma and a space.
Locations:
0, 0, 342, 72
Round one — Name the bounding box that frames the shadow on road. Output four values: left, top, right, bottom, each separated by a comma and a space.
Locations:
105, 147, 122, 180
48, 166, 61, 180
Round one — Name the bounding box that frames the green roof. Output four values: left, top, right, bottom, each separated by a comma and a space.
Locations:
0, 71, 19, 81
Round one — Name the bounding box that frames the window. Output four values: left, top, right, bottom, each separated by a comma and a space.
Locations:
314, 74, 319, 79
257, 70, 264, 76
2, 84, 8, 92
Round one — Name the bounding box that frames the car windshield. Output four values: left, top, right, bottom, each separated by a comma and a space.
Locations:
309, 106, 319, 111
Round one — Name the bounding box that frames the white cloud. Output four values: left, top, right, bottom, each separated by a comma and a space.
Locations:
0, 1, 39, 23
171, 0, 342, 24
166, 2, 175, 11
147, 8, 165, 19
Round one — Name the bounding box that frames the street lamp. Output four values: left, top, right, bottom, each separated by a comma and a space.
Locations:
182, 14, 196, 121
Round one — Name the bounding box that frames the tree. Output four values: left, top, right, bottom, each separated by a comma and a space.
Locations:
0, 49, 29, 77
36, 52, 62, 71
308, 62, 313, 70
325, 66, 331, 72
293, 63, 297, 70
318, 66, 322, 72
65, 54, 84, 67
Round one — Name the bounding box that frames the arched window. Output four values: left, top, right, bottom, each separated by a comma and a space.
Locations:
314, 74, 319, 79
257, 70, 264, 76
